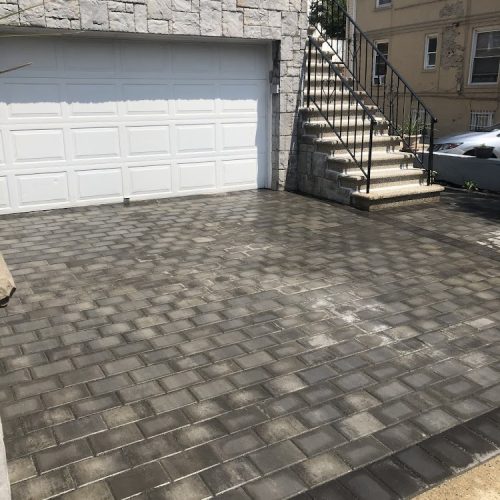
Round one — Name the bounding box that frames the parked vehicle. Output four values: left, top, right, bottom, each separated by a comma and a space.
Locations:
433, 124, 500, 158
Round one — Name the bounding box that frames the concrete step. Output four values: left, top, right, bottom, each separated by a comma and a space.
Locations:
314, 134, 400, 154
351, 184, 444, 211
340, 168, 427, 191
327, 151, 414, 174
306, 89, 367, 102
305, 118, 388, 136
300, 105, 380, 119
305, 75, 354, 85
308, 60, 346, 71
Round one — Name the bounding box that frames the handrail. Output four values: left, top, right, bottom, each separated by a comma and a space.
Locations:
307, 36, 377, 189
308, 37, 377, 123
310, 0, 436, 184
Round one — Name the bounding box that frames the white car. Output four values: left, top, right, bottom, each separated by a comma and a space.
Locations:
433, 124, 500, 158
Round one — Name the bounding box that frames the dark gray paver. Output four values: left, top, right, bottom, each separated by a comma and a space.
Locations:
1, 190, 500, 499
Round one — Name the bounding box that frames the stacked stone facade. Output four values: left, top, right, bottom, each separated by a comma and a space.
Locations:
0, 0, 309, 190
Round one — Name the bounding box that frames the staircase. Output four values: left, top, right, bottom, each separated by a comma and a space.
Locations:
298, 2, 444, 211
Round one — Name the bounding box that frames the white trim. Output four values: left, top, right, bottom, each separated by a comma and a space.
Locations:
468, 26, 500, 86
375, 0, 392, 9
424, 34, 438, 70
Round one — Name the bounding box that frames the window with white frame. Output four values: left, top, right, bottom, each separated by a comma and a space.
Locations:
373, 41, 389, 85
424, 35, 438, 69
470, 111, 494, 131
376, 0, 392, 8
470, 29, 500, 84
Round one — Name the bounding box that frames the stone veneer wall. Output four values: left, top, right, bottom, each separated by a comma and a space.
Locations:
0, 0, 309, 190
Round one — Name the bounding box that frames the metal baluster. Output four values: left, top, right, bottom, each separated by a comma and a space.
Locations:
428, 118, 435, 185
307, 39, 312, 108
367, 120, 374, 193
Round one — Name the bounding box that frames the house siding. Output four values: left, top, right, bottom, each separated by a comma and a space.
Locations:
0, 0, 309, 190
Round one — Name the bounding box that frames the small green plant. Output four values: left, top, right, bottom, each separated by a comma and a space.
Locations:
463, 180, 478, 191
309, 0, 347, 39
398, 120, 426, 136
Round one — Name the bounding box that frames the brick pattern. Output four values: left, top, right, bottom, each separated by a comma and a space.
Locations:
296, 408, 500, 500
0, 0, 309, 191
0, 190, 500, 499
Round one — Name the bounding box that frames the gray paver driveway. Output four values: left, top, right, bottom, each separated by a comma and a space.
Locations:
0, 190, 499, 500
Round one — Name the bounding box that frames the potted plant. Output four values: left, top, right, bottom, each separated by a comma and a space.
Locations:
399, 119, 426, 152
474, 144, 494, 159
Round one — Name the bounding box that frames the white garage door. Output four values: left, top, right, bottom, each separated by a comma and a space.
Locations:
0, 37, 270, 214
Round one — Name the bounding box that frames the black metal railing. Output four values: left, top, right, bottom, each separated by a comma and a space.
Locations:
309, 0, 436, 185
307, 37, 378, 192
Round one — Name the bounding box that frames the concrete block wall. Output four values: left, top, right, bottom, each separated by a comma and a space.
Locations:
0, 0, 309, 190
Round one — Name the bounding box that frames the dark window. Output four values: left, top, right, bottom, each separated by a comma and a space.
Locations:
471, 31, 500, 83
374, 42, 389, 85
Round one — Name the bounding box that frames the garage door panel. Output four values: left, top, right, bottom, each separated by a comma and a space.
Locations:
0, 177, 11, 210
63, 40, 116, 74
11, 129, 66, 163
173, 84, 216, 115
220, 84, 260, 113
1, 38, 58, 74
120, 42, 170, 74
0, 134, 4, 165
128, 165, 172, 196
123, 84, 170, 115
220, 46, 262, 79
4, 83, 62, 118
0, 38, 269, 213
72, 128, 121, 159
172, 45, 218, 76
67, 84, 119, 116
126, 126, 170, 156
222, 159, 258, 187
222, 123, 258, 151
176, 125, 216, 153
17, 172, 69, 206
76, 168, 123, 200
178, 162, 217, 191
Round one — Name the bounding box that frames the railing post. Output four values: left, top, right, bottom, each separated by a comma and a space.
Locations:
367, 120, 374, 194
307, 38, 312, 108
428, 118, 435, 185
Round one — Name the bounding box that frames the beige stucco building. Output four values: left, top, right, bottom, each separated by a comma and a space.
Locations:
352, 0, 500, 136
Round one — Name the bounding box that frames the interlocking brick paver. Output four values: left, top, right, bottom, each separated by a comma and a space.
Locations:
70, 450, 129, 486
149, 475, 212, 500
2, 190, 500, 499
107, 462, 169, 499
294, 451, 351, 487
